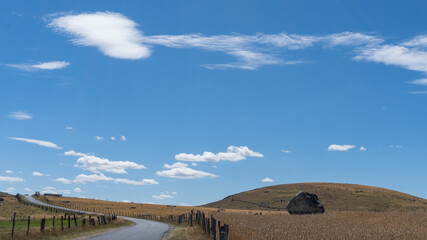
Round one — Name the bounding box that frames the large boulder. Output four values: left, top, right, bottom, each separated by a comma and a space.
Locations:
286, 191, 325, 214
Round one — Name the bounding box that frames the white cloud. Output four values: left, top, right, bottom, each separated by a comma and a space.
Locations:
95, 136, 104, 140
6, 170, 13, 174
41, 188, 72, 195
328, 144, 356, 151
402, 35, 427, 47
262, 177, 274, 183
9, 137, 62, 149
49, 12, 150, 60
5, 187, 16, 193
121, 135, 127, 141
32, 171, 44, 176
65, 126, 75, 131
191, 163, 197, 166
110, 137, 116, 141
152, 192, 174, 200
114, 178, 159, 185
73, 187, 83, 193
54, 177, 71, 184
73, 173, 113, 184
323, 32, 383, 47
65, 150, 146, 174
281, 149, 291, 153
156, 162, 217, 179
175, 146, 263, 162
0, 176, 24, 182
359, 146, 367, 151
6, 61, 70, 71
408, 78, 427, 86
8, 111, 32, 120
355, 45, 427, 74
389, 145, 402, 148
24, 188, 32, 192
72, 173, 158, 186
122, 200, 130, 203
43, 186, 56, 190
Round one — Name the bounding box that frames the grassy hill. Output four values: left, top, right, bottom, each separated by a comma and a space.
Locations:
203, 182, 427, 212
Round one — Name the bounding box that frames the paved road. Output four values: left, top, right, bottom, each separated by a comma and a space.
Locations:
23, 195, 171, 240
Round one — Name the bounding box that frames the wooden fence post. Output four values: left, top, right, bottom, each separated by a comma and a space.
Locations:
61, 216, 64, 230
211, 216, 216, 240
220, 224, 229, 240
53, 216, 55, 230
27, 216, 31, 236
74, 214, 77, 226
68, 215, 71, 228
11, 212, 16, 238
40, 218, 46, 232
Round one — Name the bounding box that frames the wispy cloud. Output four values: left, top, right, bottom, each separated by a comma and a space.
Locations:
53, 177, 71, 184
48, 12, 150, 60
389, 145, 402, 148
32, 171, 44, 176
328, 144, 356, 151
4, 187, 16, 193
409, 90, 427, 94
281, 149, 291, 153
9, 137, 62, 149
175, 146, 263, 162
152, 191, 176, 200
359, 146, 367, 151
73, 187, 83, 193
121, 135, 127, 141
156, 162, 217, 179
95, 136, 104, 140
5, 170, 13, 174
72, 173, 158, 185
6, 61, 70, 71
0, 176, 24, 182
64, 150, 146, 174
8, 111, 32, 120
24, 188, 32, 192
262, 177, 274, 183
65, 126, 75, 131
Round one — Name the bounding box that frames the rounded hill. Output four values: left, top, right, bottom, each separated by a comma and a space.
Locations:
203, 183, 427, 212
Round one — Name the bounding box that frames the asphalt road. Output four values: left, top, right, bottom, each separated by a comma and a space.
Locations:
23, 195, 171, 240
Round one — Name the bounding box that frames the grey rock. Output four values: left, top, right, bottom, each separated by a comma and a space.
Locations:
286, 191, 325, 214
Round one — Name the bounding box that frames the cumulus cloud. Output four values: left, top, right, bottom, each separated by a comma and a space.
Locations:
48, 12, 150, 60
6, 170, 13, 174
156, 162, 217, 179
72, 173, 158, 185
9, 111, 32, 120
54, 177, 71, 184
4, 187, 16, 193
32, 171, 44, 176
64, 150, 146, 174
262, 177, 274, 183
408, 78, 427, 86
73, 187, 83, 193
281, 149, 291, 153
359, 146, 367, 151
0, 176, 24, 182
6, 61, 70, 71
175, 146, 263, 162
328, 144, 356, 151
24, 188, 32, 192
9, 137, 62, 149
95, 136, 104, 140
152, 192, 174, 200
121, 135, 127, 141
110, 137, 116, 141
114, 178, 159, 185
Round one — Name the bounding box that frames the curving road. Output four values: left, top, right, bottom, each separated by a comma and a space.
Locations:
23, 195, 171, 240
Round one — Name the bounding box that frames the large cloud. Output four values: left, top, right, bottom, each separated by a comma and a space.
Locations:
156, 162, 217, 179
175, 146, 263, 162
64, 150, 146, 174
49, 12, 150, 60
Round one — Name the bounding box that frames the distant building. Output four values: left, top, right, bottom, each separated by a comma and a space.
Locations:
44, 193, 62, 197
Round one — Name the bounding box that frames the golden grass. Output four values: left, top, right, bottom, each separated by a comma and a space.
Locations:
0, 193, 58, 221
205, 183, 427, 212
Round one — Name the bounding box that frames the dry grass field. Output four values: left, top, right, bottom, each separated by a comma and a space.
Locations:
0, 193, 131, 240
39, 191, 427, 240
205, 183, 427, 212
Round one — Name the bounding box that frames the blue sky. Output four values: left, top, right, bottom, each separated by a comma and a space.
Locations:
1, 0, 427, 204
